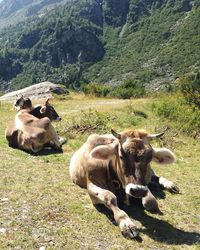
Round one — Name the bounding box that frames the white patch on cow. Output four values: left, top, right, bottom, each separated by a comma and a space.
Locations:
125, 183, 146, 196
153, 148, 176, 164
159, 177, 174, 189
58, 137, 66, 145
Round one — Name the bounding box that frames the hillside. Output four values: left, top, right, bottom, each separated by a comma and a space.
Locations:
0, 0, 69, 30
0, 0, 199, 91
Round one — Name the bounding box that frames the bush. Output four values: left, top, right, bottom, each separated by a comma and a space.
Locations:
81, 78, 145, 99
81, 83, 111, 97
177, 72, 200, 108
153, 94, 200, 137
110, 79, 145, 99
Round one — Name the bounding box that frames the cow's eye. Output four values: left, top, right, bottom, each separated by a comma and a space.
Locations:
119, 155, 123, 160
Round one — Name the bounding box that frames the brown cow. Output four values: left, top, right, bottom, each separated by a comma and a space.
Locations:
6, 96, 64, 152
69, 129, 179, 239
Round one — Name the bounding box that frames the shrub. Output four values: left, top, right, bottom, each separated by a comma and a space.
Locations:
177, 72, 200, 108
81, 83, 111, 97
153, 94, 200, 137
110, 79, 145, 99
81, 78, 145, 99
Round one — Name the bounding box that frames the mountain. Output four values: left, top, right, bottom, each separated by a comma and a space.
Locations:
0, 0, 199, 92
0, 0, 68, 30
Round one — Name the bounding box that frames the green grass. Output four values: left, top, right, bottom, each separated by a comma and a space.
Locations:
0, 93, 199, 249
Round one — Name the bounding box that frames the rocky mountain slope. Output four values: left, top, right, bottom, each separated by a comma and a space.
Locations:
0, 0, 68, 30
0, 0, 199, 92
0, 81, 67, 101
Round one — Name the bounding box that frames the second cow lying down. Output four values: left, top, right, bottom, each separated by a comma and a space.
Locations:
70, 129, 179, 239
6, 96, 64, 153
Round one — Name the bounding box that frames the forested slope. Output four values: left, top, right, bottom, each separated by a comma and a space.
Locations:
0, 0, 199, 91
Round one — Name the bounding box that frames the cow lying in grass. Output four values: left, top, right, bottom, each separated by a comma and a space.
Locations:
6, 95, 65, 153
13, 95, 62, 122
70, 129, 179, 239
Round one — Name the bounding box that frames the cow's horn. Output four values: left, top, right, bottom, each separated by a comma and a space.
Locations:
45, 98, 50, 105
17, 93, 23, 98
147, 132, 165, 139
111, 129, 121, 140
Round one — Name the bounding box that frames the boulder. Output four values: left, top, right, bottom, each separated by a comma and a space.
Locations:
0, 81, 68, 102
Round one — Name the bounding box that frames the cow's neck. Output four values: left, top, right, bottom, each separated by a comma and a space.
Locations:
30, 106, 43, 118
109, 155, 126, 189
18, 107, 34, 114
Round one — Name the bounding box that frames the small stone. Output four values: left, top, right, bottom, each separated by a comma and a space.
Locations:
48, 240, 54, 246
39, 247, 45, 250
0, 228, 6, 234
1, 198, 9, 202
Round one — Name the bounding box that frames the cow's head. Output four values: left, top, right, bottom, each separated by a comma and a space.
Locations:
13, 95, 32, 111
89, 129, 176, 199
39, 98, 61, 122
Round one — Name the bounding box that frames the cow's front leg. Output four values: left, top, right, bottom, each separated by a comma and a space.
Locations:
151, 171, 179, 193
88, 182, 139, 239
142, 189, 159, 212
48, 124, 63, 151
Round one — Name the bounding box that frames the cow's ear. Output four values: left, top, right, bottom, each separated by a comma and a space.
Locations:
40, 106, 46, 113
153, 148, 176, 164
89, 142, 118, 160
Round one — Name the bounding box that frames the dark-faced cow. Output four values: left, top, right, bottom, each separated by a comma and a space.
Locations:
69, 129, 179, 239
13, 95, 61, 122
6, 96, 64, 152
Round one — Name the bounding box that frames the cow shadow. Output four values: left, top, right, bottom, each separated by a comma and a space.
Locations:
18, 146, 63, 156
125, 202, 200, 245
30, 148, 63, 156
94, 199, 200, 245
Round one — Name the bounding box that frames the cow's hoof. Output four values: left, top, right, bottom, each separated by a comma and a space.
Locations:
57, 147, 63, 153
169, 184, 180, 194
122, 226, 139, 240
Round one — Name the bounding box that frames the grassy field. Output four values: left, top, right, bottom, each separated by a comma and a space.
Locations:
0, 93, 199, 250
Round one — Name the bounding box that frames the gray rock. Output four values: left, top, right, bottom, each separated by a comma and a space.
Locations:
0, 81, 68, 102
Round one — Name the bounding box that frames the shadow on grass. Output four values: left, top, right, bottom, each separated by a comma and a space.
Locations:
94, 200, 200, 245
126, 203, 200, 245
16, 146, 63, 156
31, 148, 63, 156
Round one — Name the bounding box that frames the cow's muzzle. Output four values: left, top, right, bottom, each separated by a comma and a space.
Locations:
125, 184, 148, 198
56, 116, 62, 122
